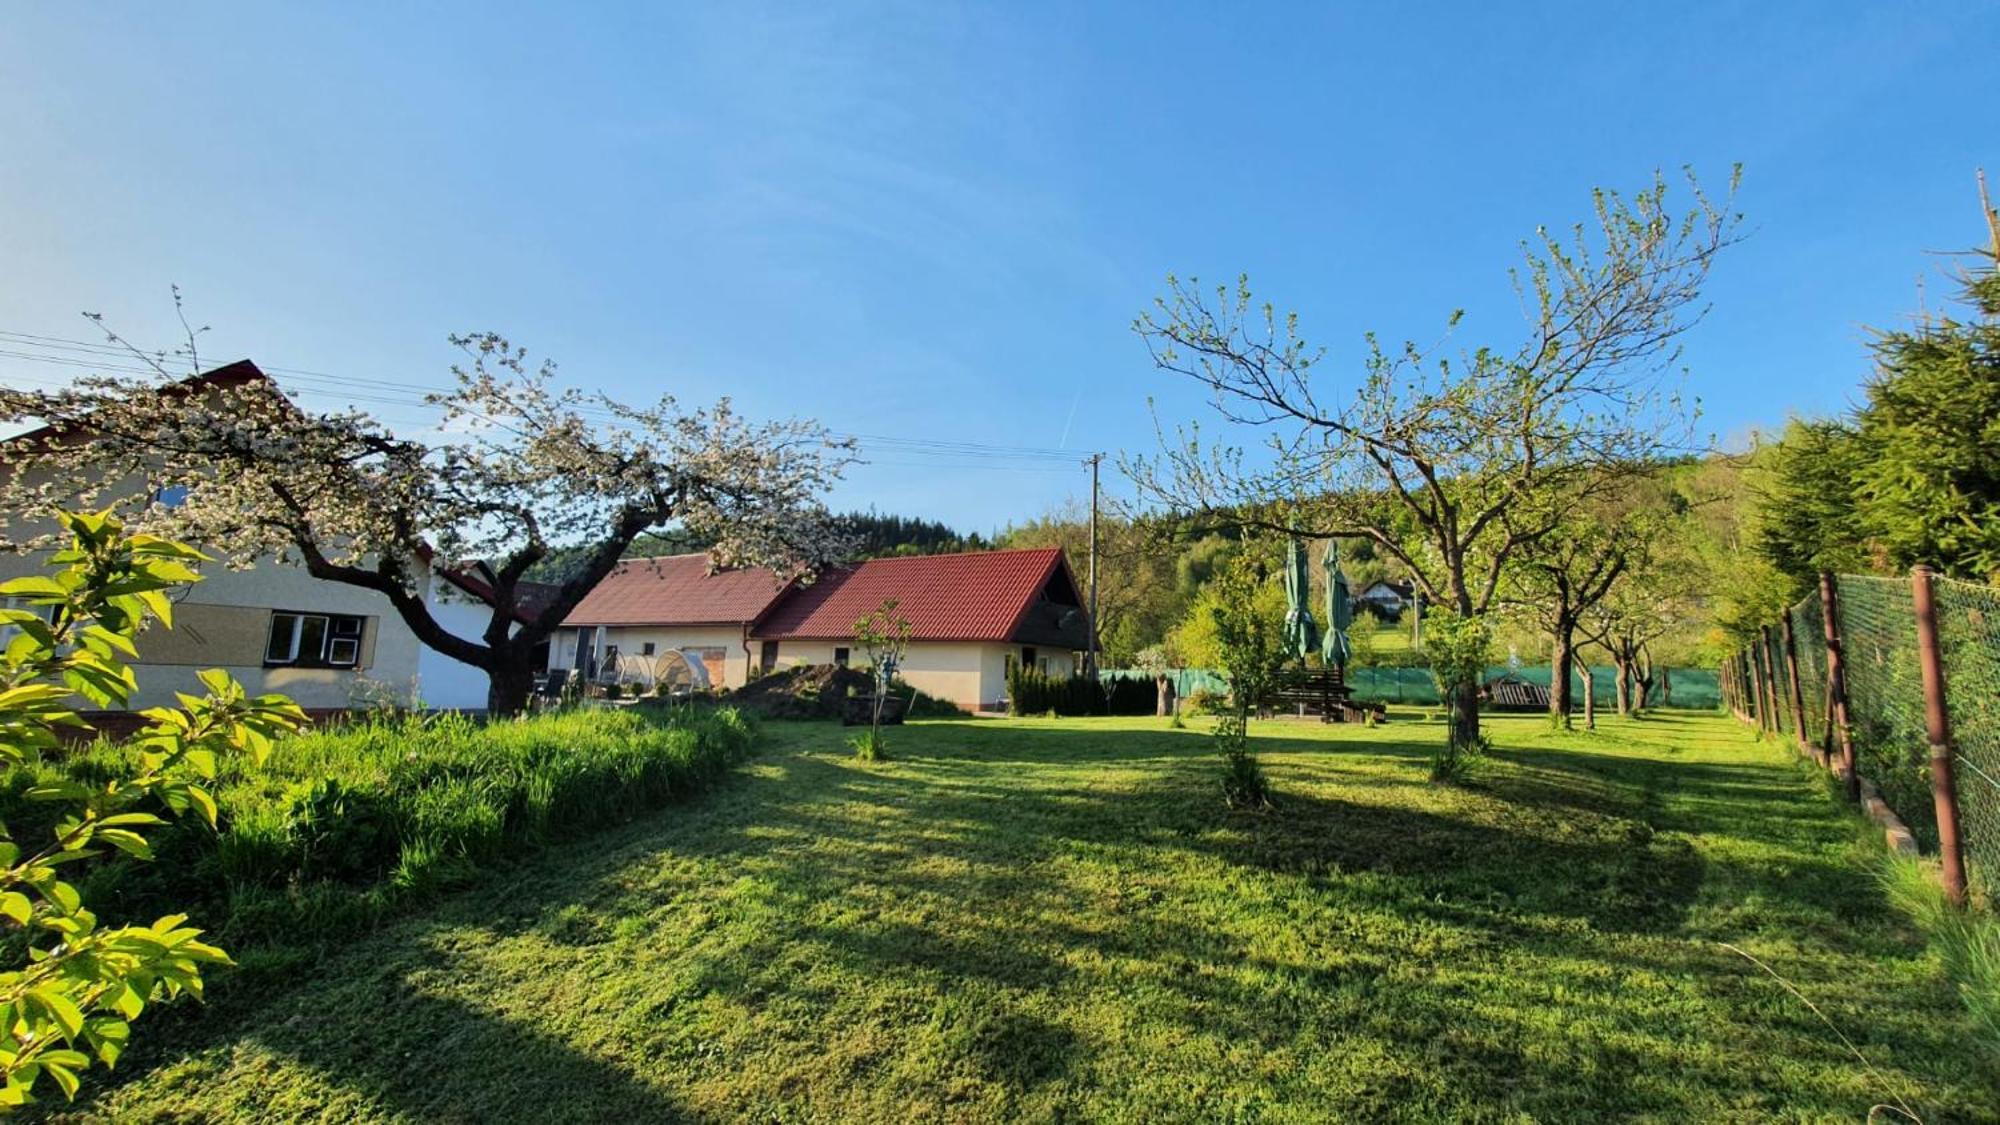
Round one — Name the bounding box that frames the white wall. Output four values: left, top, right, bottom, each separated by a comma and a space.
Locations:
416, 585, 495, 711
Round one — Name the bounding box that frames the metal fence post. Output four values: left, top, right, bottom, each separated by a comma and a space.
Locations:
1911, 566, 1968, 906
1781, 612, 1810, 758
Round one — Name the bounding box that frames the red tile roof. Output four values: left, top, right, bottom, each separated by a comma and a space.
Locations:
560, 554, 790, 627
752, 548, 1080, 643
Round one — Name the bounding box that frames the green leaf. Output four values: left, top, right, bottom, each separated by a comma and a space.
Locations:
95, 829, 152, 860
0, 892, 30, 925
0, 576, 68, 600
32, 988, 85, 1039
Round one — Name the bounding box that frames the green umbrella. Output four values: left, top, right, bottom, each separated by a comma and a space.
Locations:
1282, 536, 1319, 661
1321, 540, 1353, 670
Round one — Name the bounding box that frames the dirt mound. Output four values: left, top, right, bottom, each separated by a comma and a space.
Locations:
728, 663, 873, 719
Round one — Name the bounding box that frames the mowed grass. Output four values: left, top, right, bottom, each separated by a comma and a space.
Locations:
52, 712, 2000, 1122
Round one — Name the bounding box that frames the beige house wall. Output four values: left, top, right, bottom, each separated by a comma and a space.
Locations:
760, 638, 1072, 710
0, 549, 425, 711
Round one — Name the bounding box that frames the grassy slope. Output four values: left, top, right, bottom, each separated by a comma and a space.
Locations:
55, 714, 1999, 1122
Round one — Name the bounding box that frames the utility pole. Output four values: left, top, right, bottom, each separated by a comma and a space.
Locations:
1084, 453, 1102, 677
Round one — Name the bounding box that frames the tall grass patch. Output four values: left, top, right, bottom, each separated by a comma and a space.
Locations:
0, 705, 755, 961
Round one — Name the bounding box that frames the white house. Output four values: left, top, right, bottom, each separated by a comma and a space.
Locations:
0, 360, 502, 713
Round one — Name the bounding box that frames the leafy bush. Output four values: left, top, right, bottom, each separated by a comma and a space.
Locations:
848, 727, 887, 761
1185, 688, 1229, 715
0, 510, 307, 1108
1213, 712, 1271, 809
2, 706, 755, 959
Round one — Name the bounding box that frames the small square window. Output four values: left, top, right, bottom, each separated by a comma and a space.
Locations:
641, 642, 657, 657
833, 647, 850, 667
327, 637, 360, 666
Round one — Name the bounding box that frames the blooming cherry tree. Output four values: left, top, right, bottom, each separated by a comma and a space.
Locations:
0, 334, 853, 714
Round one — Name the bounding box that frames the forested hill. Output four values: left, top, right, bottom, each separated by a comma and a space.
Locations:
524, 510, 986, 583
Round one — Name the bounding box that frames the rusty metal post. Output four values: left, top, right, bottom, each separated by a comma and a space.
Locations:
1819, 573, 1860, 803
1912, 566, 1968, 906
1781, 612, 1811, 758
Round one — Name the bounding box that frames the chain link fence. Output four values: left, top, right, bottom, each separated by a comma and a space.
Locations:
1105, 665, 1720, 709
1736, 572, 2000, 902
1933, 577, 2000, 894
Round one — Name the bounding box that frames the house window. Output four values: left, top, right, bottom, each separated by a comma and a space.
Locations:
641, 642, 657, 657
265, 612, 366, 668
759, 640, 779, 672
1021, 646, 1039, 674
833, 646, 850, 668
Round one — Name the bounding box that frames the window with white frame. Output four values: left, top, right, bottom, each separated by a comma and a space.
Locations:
265, 612, 366, 668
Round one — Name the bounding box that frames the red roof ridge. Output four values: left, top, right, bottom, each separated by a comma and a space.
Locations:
836, 545, 1059, 565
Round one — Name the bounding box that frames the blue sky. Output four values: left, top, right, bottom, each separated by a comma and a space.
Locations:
2, 2, 1995, 533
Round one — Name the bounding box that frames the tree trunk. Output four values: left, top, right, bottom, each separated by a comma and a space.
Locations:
1613, 658, 1632, 717
1578, 655, 1597, 730
1549, 620, 1575, 728
1633, 651, 1655, 713
486, 658, 538, 717
1155, 675, 1174, 717
1449, 679, 1481, 751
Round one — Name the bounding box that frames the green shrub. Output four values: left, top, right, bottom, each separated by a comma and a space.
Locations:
848, 727, 888, 761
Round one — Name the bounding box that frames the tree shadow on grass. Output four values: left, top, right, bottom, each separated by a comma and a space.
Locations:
58, 969, 709, 1123
57, 718, 1998, 1121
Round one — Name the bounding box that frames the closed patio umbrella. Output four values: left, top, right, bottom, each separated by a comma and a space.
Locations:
1321, 540, 1353, 670
1282, 536, 1319, 661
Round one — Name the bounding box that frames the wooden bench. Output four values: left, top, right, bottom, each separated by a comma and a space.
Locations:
1267, 667, 1383, 723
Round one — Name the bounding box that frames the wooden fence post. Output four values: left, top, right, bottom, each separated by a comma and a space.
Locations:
1911, 566, 1968, 906
1755, 627, 1777, 736
1752, 644, 1768, 732
1819, 572, 1860, 802
1781, 612, 1811, 758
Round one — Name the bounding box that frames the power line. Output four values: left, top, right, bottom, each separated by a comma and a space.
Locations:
0, 331, 1097, 467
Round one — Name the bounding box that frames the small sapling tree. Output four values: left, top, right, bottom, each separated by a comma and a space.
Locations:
1206, 551, 1289, 808
0, 510, 305, 1107
1420, 608, 1493, 781
851, 599, 911, 760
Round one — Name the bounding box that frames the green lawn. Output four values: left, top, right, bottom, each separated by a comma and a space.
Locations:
52, 713, 1999, 1122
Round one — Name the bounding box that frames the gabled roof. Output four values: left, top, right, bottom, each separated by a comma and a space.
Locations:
752, 547, 1088, 644
5, 359, 272, 449
437, 562, 562, 625
560, 553, 790, 627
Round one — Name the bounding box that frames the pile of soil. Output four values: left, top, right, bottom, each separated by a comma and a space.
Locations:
727, 663, 874, 720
